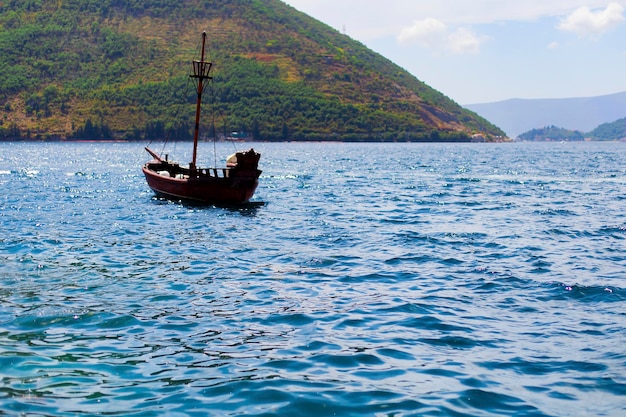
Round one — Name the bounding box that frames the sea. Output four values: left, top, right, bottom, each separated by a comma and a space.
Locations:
1, 141, 625, 416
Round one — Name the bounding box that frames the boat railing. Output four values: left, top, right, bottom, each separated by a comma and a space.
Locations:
197, 168, 231, 178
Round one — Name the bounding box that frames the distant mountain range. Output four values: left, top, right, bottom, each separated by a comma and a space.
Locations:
465, 91, 626, 138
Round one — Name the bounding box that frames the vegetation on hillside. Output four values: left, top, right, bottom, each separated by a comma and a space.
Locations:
0, 0, 505, 142
517, 126, 585, 142
518, 117, 626, 141
588, 117, 626, 141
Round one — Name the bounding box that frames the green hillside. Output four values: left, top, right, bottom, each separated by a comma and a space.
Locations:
517, 118, 626, 141
0, 0, 505, 142
588, 117, 626, 141
518, 126, 585, 142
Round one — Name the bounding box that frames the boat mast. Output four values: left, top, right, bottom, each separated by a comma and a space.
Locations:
190, 31, 213, 168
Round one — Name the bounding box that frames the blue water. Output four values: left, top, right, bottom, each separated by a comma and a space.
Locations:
1, 141, 625, 416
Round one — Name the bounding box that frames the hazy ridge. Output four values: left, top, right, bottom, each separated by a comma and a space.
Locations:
465, 91, 626, 138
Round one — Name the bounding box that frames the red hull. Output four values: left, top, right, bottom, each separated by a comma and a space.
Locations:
142, 165, 259, 204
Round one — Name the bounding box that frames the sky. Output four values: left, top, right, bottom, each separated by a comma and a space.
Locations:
281, 0, 626, 104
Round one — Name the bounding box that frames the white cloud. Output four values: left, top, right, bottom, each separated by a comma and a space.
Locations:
547, 41, 560, 49
558, 2, 625, 36
284, 0, 626, 39
397, 18, 447, 47
447, 28, 483, 54
397, 19, 484, 54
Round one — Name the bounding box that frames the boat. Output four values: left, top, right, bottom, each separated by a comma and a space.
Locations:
142, 32, 261, 205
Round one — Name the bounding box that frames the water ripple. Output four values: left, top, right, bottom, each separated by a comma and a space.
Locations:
1, 142, 626, 416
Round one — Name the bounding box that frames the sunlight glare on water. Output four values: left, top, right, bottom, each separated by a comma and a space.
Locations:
1, 141, 625, 416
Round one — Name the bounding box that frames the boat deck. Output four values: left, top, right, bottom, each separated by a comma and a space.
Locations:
146, 162, 232, 179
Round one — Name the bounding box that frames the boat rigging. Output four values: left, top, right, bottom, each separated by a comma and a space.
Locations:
142, 32, 262, 205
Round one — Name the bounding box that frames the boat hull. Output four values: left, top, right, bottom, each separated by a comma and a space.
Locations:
142, 165, 259, 205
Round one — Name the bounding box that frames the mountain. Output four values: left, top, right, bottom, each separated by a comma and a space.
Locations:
516, 118, 626, 142
0, 0, 504, 142
588, 117, 626, 141
517, 126, 585, 142
465, 92, 626, 139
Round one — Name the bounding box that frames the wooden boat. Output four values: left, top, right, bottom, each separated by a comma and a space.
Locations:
142, 32, 261, 205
